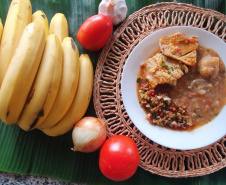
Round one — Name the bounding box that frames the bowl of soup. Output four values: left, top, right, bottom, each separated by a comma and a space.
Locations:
121, 26, 226, 150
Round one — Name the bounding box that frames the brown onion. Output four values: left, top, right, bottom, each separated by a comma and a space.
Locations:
71, 116, 107, 153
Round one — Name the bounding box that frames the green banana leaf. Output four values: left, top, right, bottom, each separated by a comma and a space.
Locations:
0, 0, 225, 184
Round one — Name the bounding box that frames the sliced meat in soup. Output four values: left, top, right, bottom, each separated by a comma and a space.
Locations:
140, 53, 188, 88
159, 32, 198, 66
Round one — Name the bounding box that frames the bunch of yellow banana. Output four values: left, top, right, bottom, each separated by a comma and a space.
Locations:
0, 0, 94, 137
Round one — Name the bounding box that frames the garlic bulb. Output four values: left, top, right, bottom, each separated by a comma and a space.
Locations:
98, 0, 128, 25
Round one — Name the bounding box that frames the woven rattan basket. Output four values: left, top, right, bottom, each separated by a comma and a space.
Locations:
93, 2, 226, 178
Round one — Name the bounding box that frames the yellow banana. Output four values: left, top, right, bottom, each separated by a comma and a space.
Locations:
0, 0, 32, 86
38, 37, 80, 129
32, 10, 49, 39
0, 19, 3, 42
0, 22, 45, 125
41, 54, 93, 136
49, 13, 68, 42
18, 34, 63, 131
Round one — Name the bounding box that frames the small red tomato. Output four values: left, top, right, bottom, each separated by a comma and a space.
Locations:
99, 135, 140, 181
77, 14, 113, 51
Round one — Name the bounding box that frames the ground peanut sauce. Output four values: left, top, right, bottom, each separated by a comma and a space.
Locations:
137, 46, 226, 131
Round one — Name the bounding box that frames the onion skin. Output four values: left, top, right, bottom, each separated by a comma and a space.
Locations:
71, 117, 107, 153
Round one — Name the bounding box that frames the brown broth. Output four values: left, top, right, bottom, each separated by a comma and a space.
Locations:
169, 46, 226, 128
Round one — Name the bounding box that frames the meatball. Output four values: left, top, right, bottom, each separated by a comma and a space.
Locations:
198, 56, 219, 78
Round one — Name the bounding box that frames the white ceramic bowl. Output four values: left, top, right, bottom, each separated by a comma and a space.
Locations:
121, 26, 226, 150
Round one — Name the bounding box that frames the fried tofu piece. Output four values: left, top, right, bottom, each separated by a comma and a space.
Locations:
140, 53, 188, 88
159, 32, 198, 66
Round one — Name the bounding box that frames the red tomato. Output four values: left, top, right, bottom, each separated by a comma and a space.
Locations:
77, 14, 113, 51
99, 135, 140, 181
